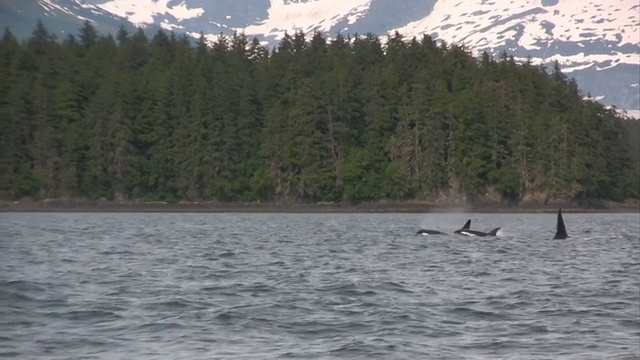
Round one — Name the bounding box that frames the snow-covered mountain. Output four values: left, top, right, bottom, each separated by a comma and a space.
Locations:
4, 0, 639, 113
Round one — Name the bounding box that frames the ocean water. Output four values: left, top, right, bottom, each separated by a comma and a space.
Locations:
0, 212, 638, 360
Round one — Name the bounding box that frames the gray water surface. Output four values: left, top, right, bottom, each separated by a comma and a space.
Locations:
1, 212, 639, 359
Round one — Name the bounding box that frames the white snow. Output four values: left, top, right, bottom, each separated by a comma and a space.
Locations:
78, 1, 99, 11
160, 20, 184, 31
391, 0, 639, 65
94, 0, 204, 26
238, 0, 372, 40
512, 52, 636, 73
561, 62, 595, 73
620, 109, 640, 119
39, 0, 89, 20
584, 95, 606, 101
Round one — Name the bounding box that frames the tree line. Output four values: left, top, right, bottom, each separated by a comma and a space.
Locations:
0, 20, 637, 204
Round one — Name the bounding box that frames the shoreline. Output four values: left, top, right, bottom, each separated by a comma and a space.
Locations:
1, 199, 638, 214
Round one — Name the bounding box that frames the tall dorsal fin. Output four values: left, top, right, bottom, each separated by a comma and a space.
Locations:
553, 208, 568, 239
462, 219, 471, 230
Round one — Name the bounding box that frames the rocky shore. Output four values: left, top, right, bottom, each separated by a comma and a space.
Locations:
0, 199, 637, 213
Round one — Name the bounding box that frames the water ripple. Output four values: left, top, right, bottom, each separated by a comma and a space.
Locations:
0, 212, 638, 359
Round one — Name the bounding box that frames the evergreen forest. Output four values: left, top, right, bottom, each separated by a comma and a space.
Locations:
0, 20, 638, 205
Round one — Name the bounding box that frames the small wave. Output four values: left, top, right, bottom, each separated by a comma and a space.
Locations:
331, 307, 367, 317
328, 339, 398, 357
1, 280, 46, 292
278, 351, 299, 358
459, 339, 522, 350
500, 300, 532, 310
618, 319, 640, 329
509, 289, 531, 298
604, 279, 623, 285
0, 291, 37, 302
328, 340, 367, 354
424, 328, 464, 338
280, 320, 342, 337
485, 299, 506, 307
47, 309, 123, 322
316, 283, 357, 292
338, 288, 377, 297
510, 322, 550, 334
597, 301, 635, 310
200, 253, 219, 261
241, 283, 277, 294
142, 299, 191, 311
380, 281, 413, 293
214, 312, 237, 322
133, 321, 186, 331
202, 270, 234, 280
391, 313, 415, 321
268, 302, 315, 314
0, 351, 21, 357
200, 285, 230, 292
472, 271, 491, 277
608, 354, 640, 360
99, 250, 135, 256
447, 307, 511, 320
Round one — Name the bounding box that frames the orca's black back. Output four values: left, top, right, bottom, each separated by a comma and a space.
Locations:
553, 209, 568, 239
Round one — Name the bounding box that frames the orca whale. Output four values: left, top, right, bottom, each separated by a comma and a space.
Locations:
553, 208, 568, 239
416, 229, 448, 236
454, 219, 500, 237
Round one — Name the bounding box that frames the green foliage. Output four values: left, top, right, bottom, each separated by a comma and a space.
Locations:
340, 147, 383, 202
488, 167, 521, 202
0, 20, 637, 204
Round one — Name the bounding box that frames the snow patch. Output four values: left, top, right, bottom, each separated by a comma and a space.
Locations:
237, 0, 372, 40
94, 0, 204, 26
160, 20, 184, 31
38, 0, 89, 21
561, 62, 595, 73
77, 1, 100, 11
620, 109, 640, 119
512, 52, 637, 71
391, 0, 639, 50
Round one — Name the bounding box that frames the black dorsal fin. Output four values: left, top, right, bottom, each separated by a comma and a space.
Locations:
462, 219, 471, 230
553, 208, 568, 239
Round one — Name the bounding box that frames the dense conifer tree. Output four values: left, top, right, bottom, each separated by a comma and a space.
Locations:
0, 21, 637, 205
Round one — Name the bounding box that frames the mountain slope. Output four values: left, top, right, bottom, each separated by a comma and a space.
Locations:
5, 0, 640, 112
390, 0, 640, 112
1, 0, 141, 41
